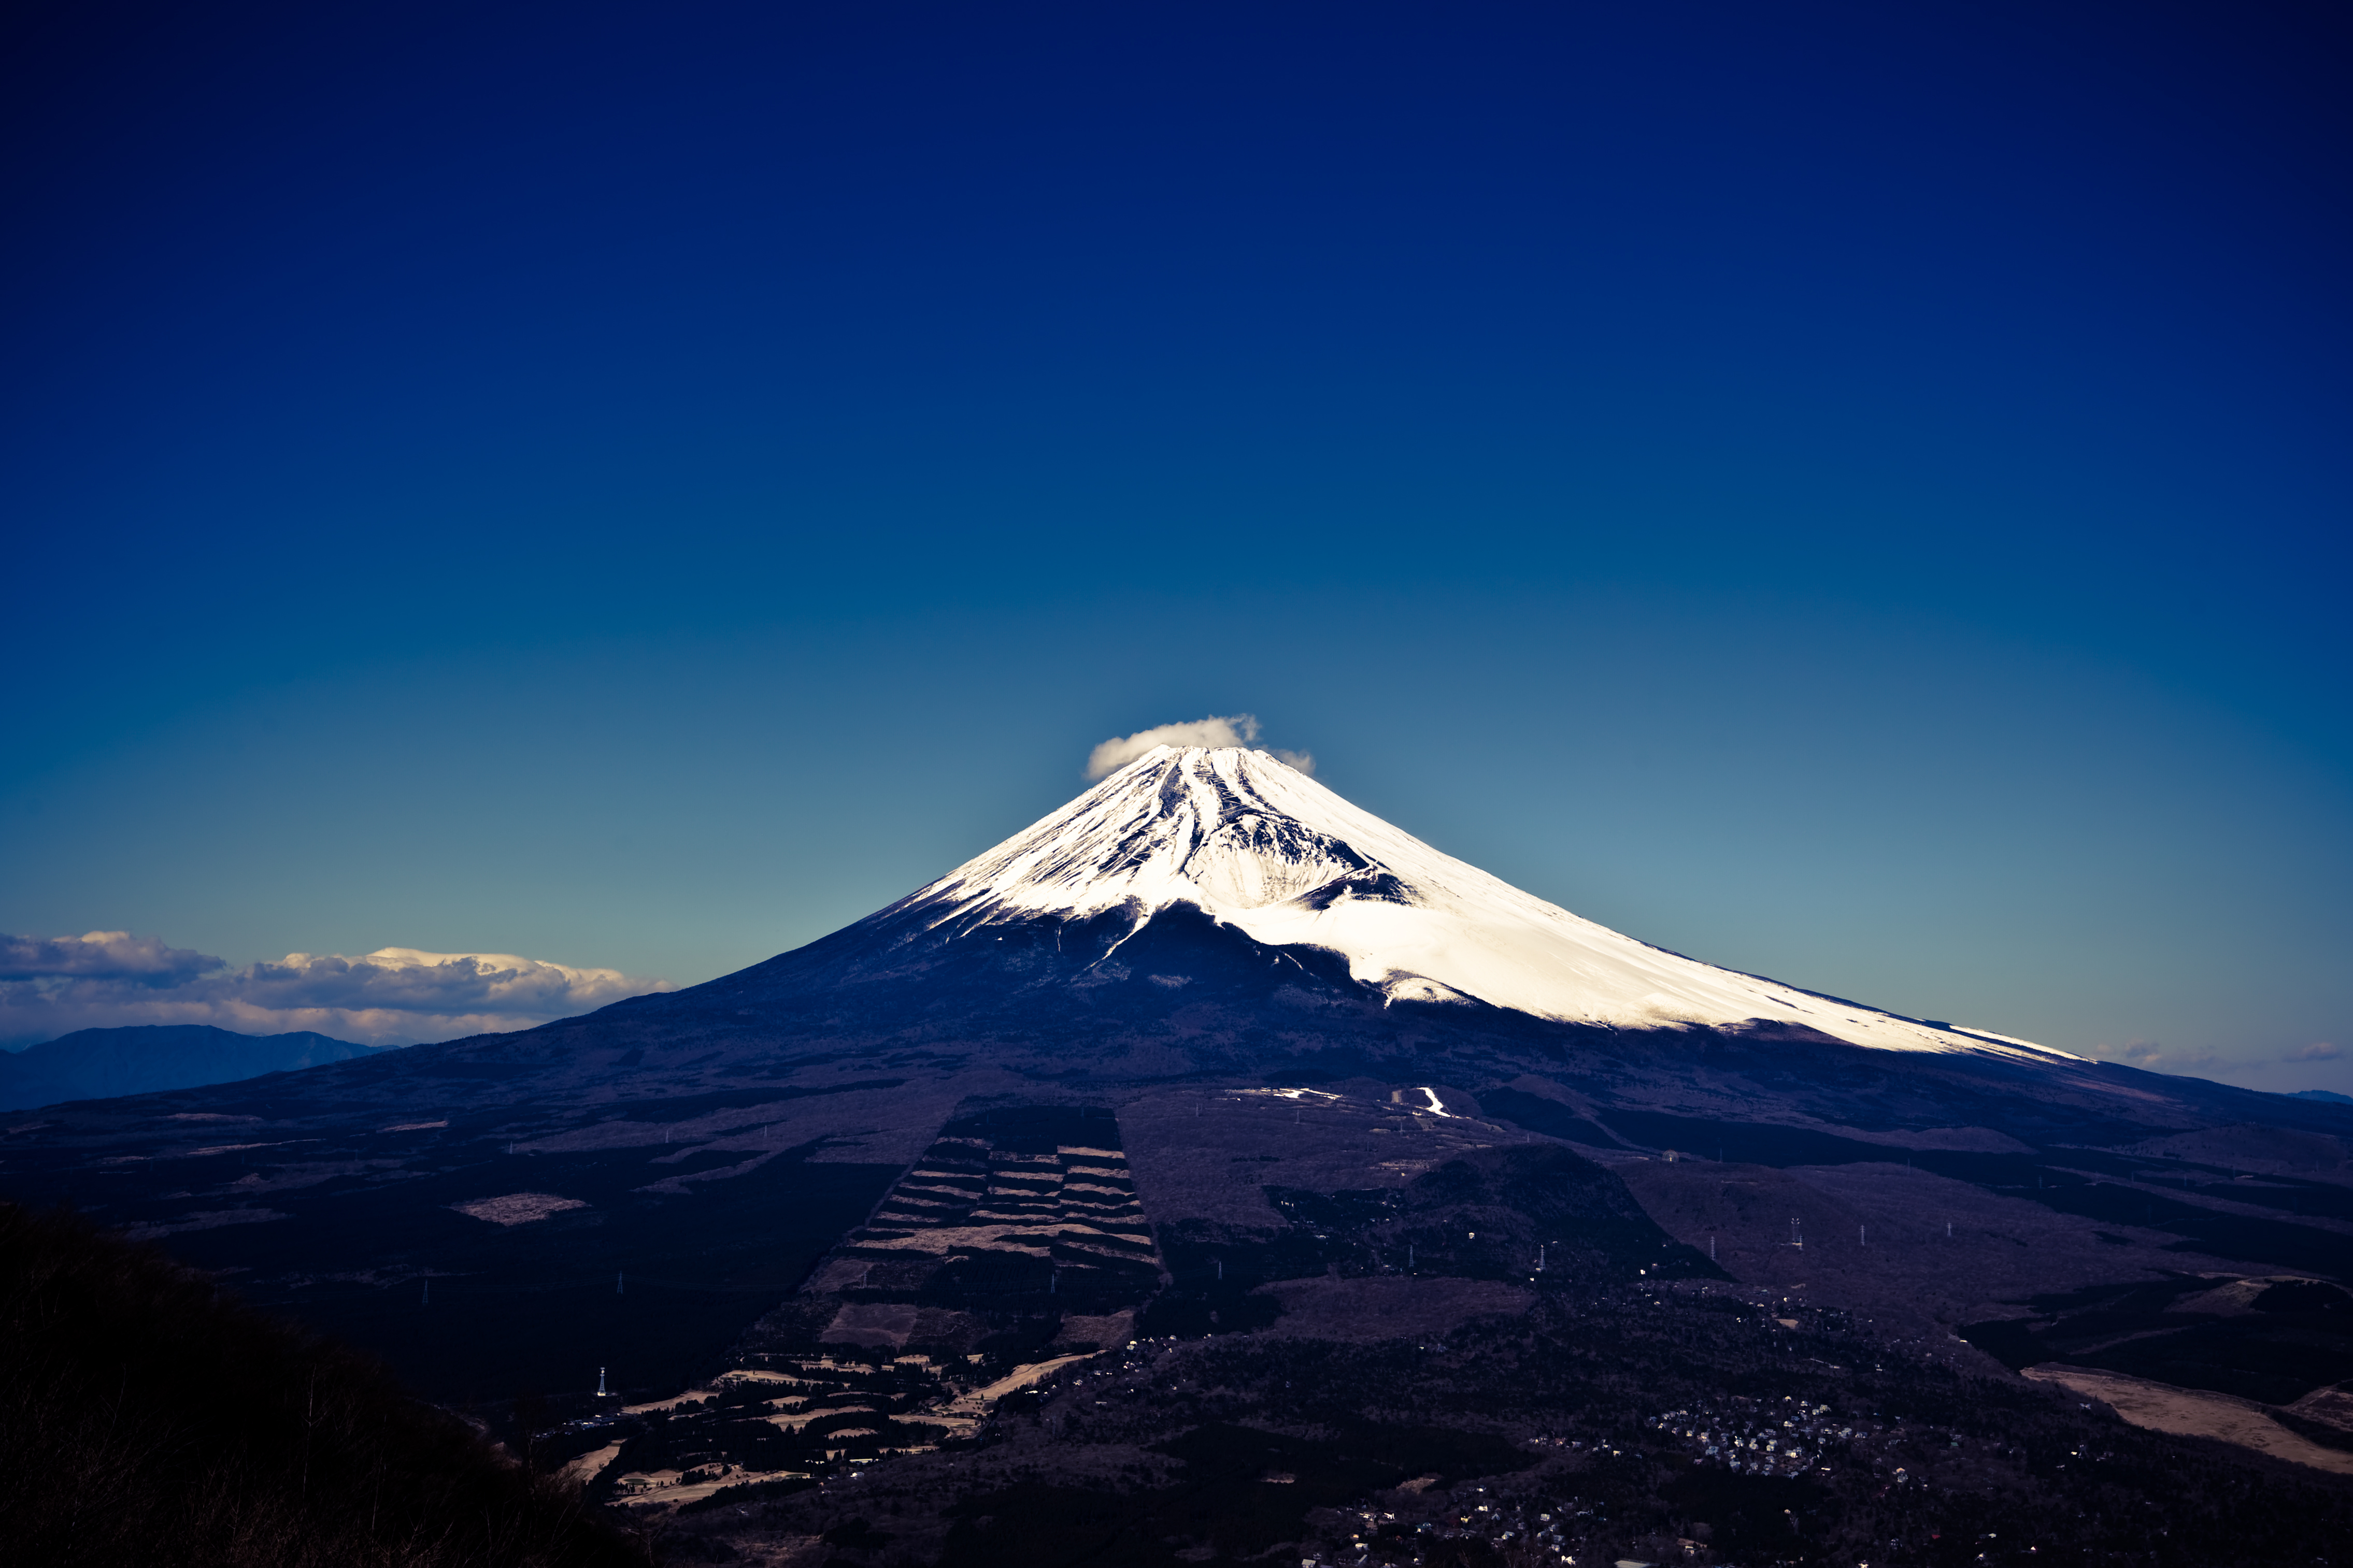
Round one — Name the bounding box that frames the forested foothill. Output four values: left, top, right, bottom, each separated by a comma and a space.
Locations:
644, 1276, 2353, 1567
0, 1201, 651, 1568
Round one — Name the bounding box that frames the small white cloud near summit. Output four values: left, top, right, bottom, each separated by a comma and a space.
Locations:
1084, 714, 1314, 780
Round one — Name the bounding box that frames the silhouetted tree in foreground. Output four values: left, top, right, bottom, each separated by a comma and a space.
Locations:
0, 1202, 651, 1567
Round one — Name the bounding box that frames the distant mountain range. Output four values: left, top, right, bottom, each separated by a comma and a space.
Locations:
0, 1024, 388, 1112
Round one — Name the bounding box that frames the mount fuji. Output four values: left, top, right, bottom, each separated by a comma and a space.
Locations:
883, 744, 2062, 1061
10, 744, 2330, 1152
180, 738, 2301, 1143
219, 737, 2298, 1153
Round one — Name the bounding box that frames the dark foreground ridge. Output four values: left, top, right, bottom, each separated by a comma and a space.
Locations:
0, 1201, 650, 1568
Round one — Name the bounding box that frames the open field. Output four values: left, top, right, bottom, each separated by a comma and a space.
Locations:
2023, 1363, 2353, 1476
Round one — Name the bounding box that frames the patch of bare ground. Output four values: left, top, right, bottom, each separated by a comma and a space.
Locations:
1261, 1275, 1534, 1340
2170, 1274, 2326, 1317
1611, 1156, 2233, 1344
448, 1190, 592, 1225
123, 1205, 291, 1239
222, 1159, 401, 1193
2023, 1363, 2353, 1475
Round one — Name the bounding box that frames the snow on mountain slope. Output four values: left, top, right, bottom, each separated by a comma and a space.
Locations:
892, 745, 2074, 1062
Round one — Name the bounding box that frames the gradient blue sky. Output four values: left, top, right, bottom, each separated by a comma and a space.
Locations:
3, 2, 2347, 1085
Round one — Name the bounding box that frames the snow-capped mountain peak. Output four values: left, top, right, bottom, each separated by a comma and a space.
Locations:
893, 745, 2070, 1061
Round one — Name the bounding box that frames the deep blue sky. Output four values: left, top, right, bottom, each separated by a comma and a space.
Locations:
3, 1, 2348, 1085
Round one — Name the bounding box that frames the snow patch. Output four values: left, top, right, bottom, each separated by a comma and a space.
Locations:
893, 746, 2075, 1063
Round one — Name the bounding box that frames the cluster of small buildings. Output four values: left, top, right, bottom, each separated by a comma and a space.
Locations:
1309, 1484, 1702, 1568
1648, 1397, 1849, 1477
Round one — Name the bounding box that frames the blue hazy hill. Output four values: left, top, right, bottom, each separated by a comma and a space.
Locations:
0, 1025, 392, 1112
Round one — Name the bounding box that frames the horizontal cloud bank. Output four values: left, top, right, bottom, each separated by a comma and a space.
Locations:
2090, 1035, 2341, 1081
1084, 714, 1314, 781
0, 931, 671, 1048
0, 930, 219, 984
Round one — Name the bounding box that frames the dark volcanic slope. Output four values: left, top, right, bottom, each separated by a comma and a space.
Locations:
6, 901, 2351, 1401
223, 896, 2353, 1145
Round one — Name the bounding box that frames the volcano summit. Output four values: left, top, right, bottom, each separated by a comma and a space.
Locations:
888, 744, 2061, 1057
